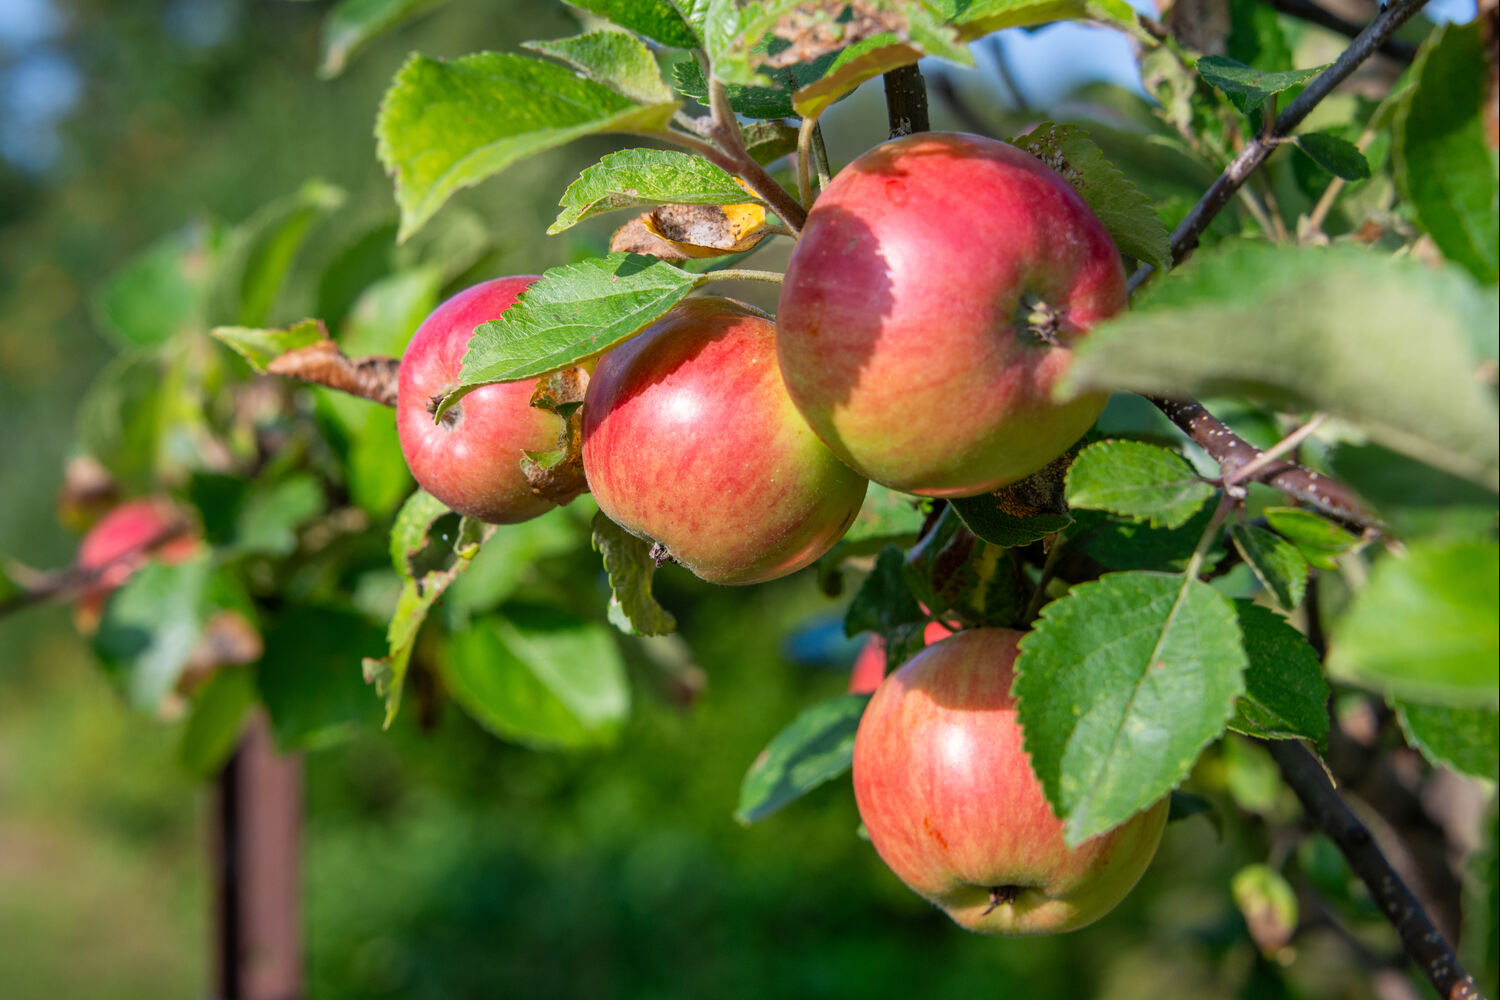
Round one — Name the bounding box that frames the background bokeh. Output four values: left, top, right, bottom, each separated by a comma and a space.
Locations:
0, 2, 1479, 998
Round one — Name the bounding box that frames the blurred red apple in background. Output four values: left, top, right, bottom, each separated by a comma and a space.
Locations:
75, 497, 199, 633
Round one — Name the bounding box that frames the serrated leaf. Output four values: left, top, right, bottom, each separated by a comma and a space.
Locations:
1294, 132, 1370, 181
212, 180, 346, 328
376, 52, 679, 240
564, 0, 700, 48
443, 606, 630, 750
1016, 570, 1247, 844
1261, 506, 1362, 570
845, 545, 925, 638
448, 253, 697, 399
791, 21, 971, 120
672, 56, 833, 120
551, 149, 757, 235
92, 556, 216, 712
1073, 503, 1226, 573
736, 693, 869, 824
1230, 524, 1308, 611
212, 319, 328, 374
951, 492, 1072, 547
1066, 440, 1214, 529
741, 120, 801, 164
1229, 602, 1328, 747
95, 224, 217, 349
1393, 21, 1499, 284
259, 605, 386, 751
524, 30, 674, 105
1395, 701, 1499, 782
1196, 55, 1325, 118
320, 0, 448, 78
1063, 243, 1500, 491
365, 490, 495, 725
592, 511, 676, 636
1327, 540, 1499, 708
1013, 123, 1171, 271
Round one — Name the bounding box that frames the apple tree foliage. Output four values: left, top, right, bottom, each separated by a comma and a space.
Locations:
7, 0, 1497, 991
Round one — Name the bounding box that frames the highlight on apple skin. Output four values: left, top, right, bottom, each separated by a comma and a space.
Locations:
776, 131, 1127, 498
852, 627, 1169, 935
396, 275, 565, 524
581, 296, 869, 586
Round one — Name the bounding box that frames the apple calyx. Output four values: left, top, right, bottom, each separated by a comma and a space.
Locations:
983, 885, 1023, 915
1017, 294, 1063, 347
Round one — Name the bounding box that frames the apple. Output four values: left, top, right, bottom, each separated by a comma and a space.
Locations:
776, 131, 1127, 498
75, 497, 199, 632
581, 297, 868, 586
849, 620, 954, 694
852, 627, 1168, 935
396, 275, 566, 523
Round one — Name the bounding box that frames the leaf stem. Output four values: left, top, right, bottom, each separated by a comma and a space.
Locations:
1184, 492, 1235, 582
693, 268, 785, 287
1021, 538, 1068, 625
797, 115, 818, 208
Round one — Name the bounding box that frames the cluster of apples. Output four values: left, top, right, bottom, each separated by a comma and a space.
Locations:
402, 133, 1164, 934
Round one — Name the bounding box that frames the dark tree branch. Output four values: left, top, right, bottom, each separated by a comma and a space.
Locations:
1265, 740, 1484, 1000
883, 63, 930, 137
1268, 0, 1419, 64
0, 524, 192, 620
1131, 0, 1433, 290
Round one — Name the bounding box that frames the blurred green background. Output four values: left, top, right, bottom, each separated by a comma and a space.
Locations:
0, 2, 1461, 998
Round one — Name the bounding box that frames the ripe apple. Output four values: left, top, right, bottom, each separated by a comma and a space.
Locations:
75, 497, 200, 633
776, 131, 1127, 498
852, 627, 1169, 935
849, 620, 954, 694
581, 297, 868, 585
396, 276, 566, 524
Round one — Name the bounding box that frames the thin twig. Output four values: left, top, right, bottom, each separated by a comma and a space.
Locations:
1223, 414, 1329, 488
0, 524, 193, 620
1265, 739, 1485, 1000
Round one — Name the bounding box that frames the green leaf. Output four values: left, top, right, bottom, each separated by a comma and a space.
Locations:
443, 507, 584, 632
950, 493, 1072, 548
672, 58, 833, 120
550, 149, 757, 235
76, 352, 165, 493
845, 546, 925, 638
1294, 132, 1371, 182
92, 556, 216, 712
1324, 444, 1499, 542
95, 224, 217, 349
1395, 701, 1499, 782
443, 606, 630, 750
212, 319, 328, 374
1196, 55, 1324, 118
1072, 504, 1225, 573
592, 511, 676, 636
937, 0, 1145, 40
365, 490, 495, 725
741, 120, 801, 164
1327, 540, 1499, 708
320, 0, 449, 78
564, 0, 700, 48
1229, 524, 1307, 611
448, 253, 697, 398
1016, 570, 1247, 844
736, 694, 870, 825
1013, 123, 1171, 271
1393, 21, 1500, 284
1229, 602, 1328, 747
1063, 243, 1500, 491
179, 665, 255, 777
791, 22, 971, 120
258, 605, 387, 751
1261, 506, 1361, 571
1226, 0, 1291, 72
212, 180, 346, 328
376, 52, 679, 240
843, 483, 928, 546
524, 30, 674, 105
1066, 440, 1214, 529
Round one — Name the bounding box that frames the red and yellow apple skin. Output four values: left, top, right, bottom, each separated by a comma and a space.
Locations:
581, 297, 868, 586
75, 497, 199, 632
396, 276, 564, 524
853, 628, 1169, 935
776, 132, 1127, 498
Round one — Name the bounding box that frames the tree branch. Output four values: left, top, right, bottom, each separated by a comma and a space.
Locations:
1265, 739, 1485, 1000
0, 524, 193, 620
1268, 0, 1419, 64
882, 63, 930, 137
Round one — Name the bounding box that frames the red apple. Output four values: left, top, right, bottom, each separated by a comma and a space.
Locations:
849, 620, 954, 694
581, 297, 868, 586
853, 627, 1168, 934
776, 131, 1126, 498
75, 497, 199, 632
396, 276, 565, 523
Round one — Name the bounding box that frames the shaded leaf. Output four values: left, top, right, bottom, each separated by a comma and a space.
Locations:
1230, 523, 1308, 611
844, 483, 928, 546
551, 149, 758, 234
1396, 701, 1499, 782
1016, 570, 1246, 844
737, 694, 869, 824
95, 224, 217, 349
212, 180, 346, 328
320, 0, 449, 78
1261, 506, 1362, 570
1327, 540, 1498, 707
92, 556, 216, 712
179, 665, 255, 777
1229, 602, 1328, 747
1196, 55, 1324, 117
592, 511, 677, 636
845, 545, 925, 638
259, 605, 386, 751
1294, 132, 1370, 181
1072, 504, 1225, 573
